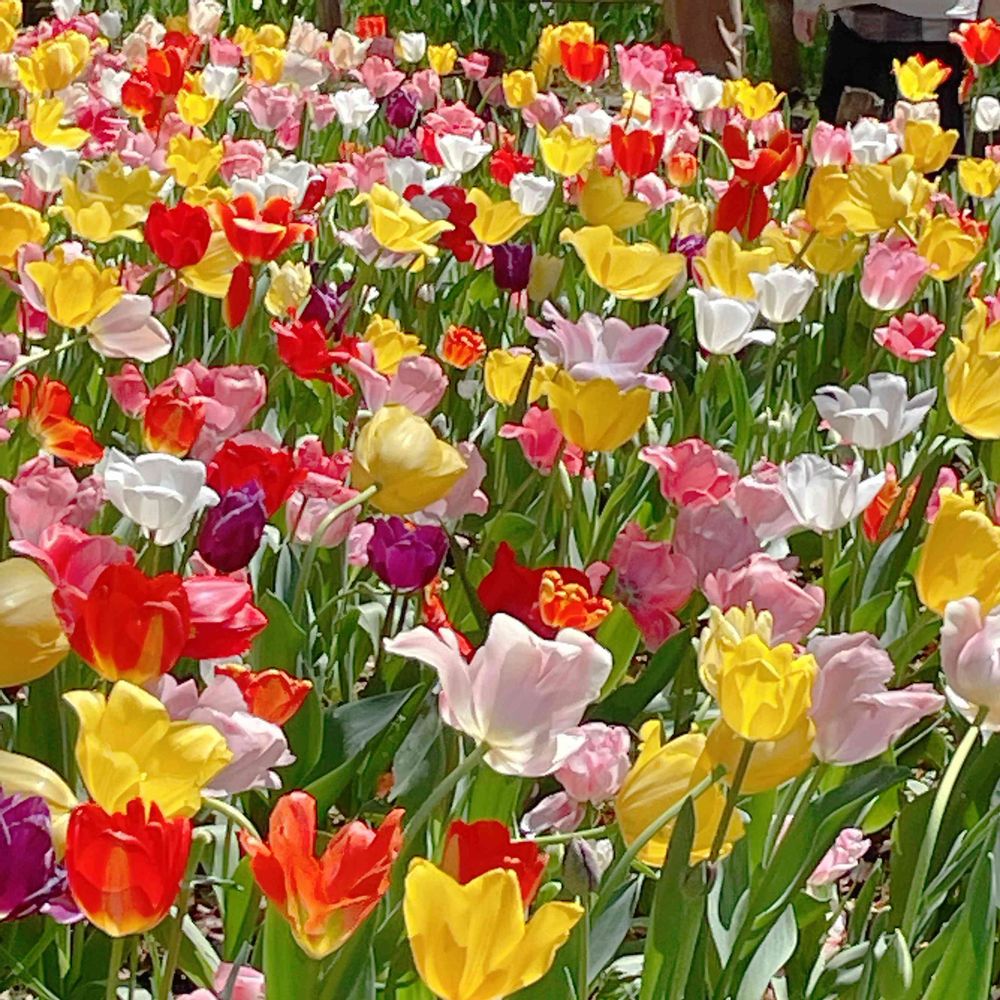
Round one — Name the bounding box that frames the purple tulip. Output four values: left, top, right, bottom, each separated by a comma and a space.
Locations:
493, 243, 533, 292
366, 517, 448, 591
671, 233, 708, 277
300, 277, 352, 337
0, 790, 79, 924
198, 480, 268, 573
385, 87, 419, 130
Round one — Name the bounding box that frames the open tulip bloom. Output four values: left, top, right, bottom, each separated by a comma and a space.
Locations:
3, 6, 1000, 1000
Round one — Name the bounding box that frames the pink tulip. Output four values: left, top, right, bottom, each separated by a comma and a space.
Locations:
352, 55, 405, 97
609, 521, 697, 649
458, 52, 490, 80
941, 597, 1000, 728
874, 312, 945, 362
640, 438, 739, 508
385, 613, 612, 776
554, 722, 631, 803
859, 241, 931, 311
415, 441, 489, 524
926, 467, 959, 522
810, 121, 852, 166
177, 964, 265, 1000
242, 84, 304, 132
220, 138, 268, 183
522, 92, 564, 131
704, 553, 824, 644
1, 455, 104, 544
345, 352, 447, 417
615, 43, 668, 94
423, 101, 486, 138
672, 503, 760, 586
808, 632, 944, 764
808, 828, 870, 887
500, 405, 585, 476
521, 792, 586, 835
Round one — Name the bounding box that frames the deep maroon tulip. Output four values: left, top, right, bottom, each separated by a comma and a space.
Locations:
0, 789, 79, 923
492, 243, 533, 292
385, 87, 419, 129
366, 517, 448, 591
300, 277, 352, 337
197, 480, 268, 573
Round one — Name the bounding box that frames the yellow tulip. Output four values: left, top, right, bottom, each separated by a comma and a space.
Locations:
528, 252, 564, 301
698, 603, 774, 697
17, 30, 90, 94
760, 218, 865, 277
959, 157, 1000, 198
0, 126, 18, 159
427, 43, 457, 76
166, 134, 223, 188
731, 79, 784, 120
915, 488, 1000, 614
546, 371, 650, 452
843, 156, 928, 234
26, 249, 123, 329
0, 750, 77, 854
536, 20, 594, 71
64, 681, 232, 818
717, 635, 817, 742
364, 314, 425, 374
502, 69, 539, 108
0, 198, 48, 270
264, 260, 312, 317
0, 558, 68, 685
578, 168, 649, 231
181, 230, 239, 298
250, 46, 284, 85
537, 124, 598, 177
560, 225, 685, 301
918, 215, 982, 281
483, 349, 553, 405
352, 183, 454, 268
893, 55, 952, 102
945, 300, 1000, 438
0, 0, 21, 27
669, 195, 710, 238
177, 87, 220, 128
704, 716, 814, 794
467, 188, 531, 245
404, 859, 582, 1000
693, 231, 775, 299
616, 720, 744, 865
28, 97, 88, 149
903, 120, 958, 173
234, 22, 285, 53
352, 404, 468, 515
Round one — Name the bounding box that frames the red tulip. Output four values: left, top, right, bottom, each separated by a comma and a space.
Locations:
355, 14, 387, 39
182, 576, 267, 660
206, 439, 302, 515
223, 260, 253, 330
66, 563, 190, 684
441, 819, 547, 906
273, 316, 355, 395
145, 201, 212, 269
66, 798, 191, 938
240, 792, 403, 959
142, 389, 205, 456
610, 125, 665, 179
215, 194, 314, 264
13, 373, 104, 468
951, 18, 1000, 66
559, 40, 608, 85
216, 664, 313, 725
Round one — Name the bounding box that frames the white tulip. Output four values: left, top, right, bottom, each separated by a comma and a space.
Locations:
436, 132, 492, 174
565, 106, 613, 140
676, 71, 724, 111
848, 118, 899, 165
98, 10, 122, 38
975, 95, 1000, 133
779, 455, 886, 533
98, 449, 219, 546
332, 87, 378, 131
812, 372, 936, 450
385, 156, 433, 195
750, 265, 818, 324
23, 148, 80, 193
395, 31, 427, 63
88, 295, 171, 363
690, 288, 776, 356
509, 173, 555, 216
201, 64, 240, 100
329, 29, 370, 71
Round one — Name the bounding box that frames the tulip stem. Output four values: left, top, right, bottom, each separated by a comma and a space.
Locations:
708, 740, 753, 864
291, 484, 378, 619
901, 708, 987, 943
105, 936, 124, 1000
202, 797, 260, 840
521, 825, 616, 846
157, 837, 204, 1000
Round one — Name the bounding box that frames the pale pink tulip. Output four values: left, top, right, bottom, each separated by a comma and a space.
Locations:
385, 613, 612, 776
87, 293, 170, 362
672, 503, 760, 585
810, 121, 852, 165
554, 723, 631, 803
615, 43, 668, 94
926, 467, 959, 522
941, 598, 1000, 729
640, 438, 739, 508
732, 460, 799, 541
859, 241, 930, 311
808, 828, 870, 887
874, 312, 945, 362
346, 352, 447, 416
1, 455, 104, 544
809, 632, 944, 763
520, 792, 586, 835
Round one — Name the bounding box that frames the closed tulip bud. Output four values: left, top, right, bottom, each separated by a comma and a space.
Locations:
717, 635, 817, 742
941, 597, 1000, 727
903, 120, 958, 173
197, 480, 268, 573
749, 264, 818, 323
66, 798, 191, 937
528, 252, 564, 301
0, 557, 69, 686
492, 241, 533, 291
352, 404, 467, 515
667, 151, 698, 187
959, 157, 1000, 198
216, 664, 313, 726
385, 86, 419, 129
562, 837, 610, 895
547, 372, 651, 452
441, 819, 547, 905
366, 516, 447, 591
502, 69, 538, 108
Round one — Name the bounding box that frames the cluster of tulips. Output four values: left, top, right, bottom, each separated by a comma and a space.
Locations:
4, 1, 1000, 997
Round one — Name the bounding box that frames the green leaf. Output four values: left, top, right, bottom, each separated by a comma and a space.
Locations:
251, 591, 307, 672
262, 905, 321, 1000
280, 687, 324, 788
596, 605, 642, 697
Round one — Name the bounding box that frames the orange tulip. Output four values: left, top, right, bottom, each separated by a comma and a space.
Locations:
216, 664, 313, 726
13, 373, 104, 467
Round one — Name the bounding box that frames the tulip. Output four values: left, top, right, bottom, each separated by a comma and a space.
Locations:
859, 241, 930, 311
808, 828, 871, 888
492, 242, 533, 291
182, 576, 267, 661
166, 134, 223, 188
16, 30, 90, 94
366, 516, 447, 591
561, 225, 684, 300
951, 18, 1000, 65
404, 858, 582, 1000
145, 200, 212, 269
143, 391, 205, 456
560, 38, 608, 85
610, 124, 665, 178
441, 819, 547, 906
812, 373, 936, 450
779, 455, 886, 533
694, 231, 776, 300
197, 480, 268, 573
945, 299, 1000, 438
903, 120, 958, 173
941, 597, 1000, 728
974, 94, 1000, 131
177, 964, 265, 1000
959, 157, 1000, 198
536, 124, 598, 176
874, 312, 945, 362
0, 791, 77, 923
12, 373, 105, 468
918, 215, 983, 282
0, 752, 78, 855
438, 134, 493, 175
509, 173, 554, 216
439, 324, 487, 369
690, 289, 776, 355
428, 43, 458, 74
0, 201, 49, 270
578, 168, 650, 231
65, 681, 232, 817
554, 723, 631, 804
677, 70, 724, 110
704, 715, 813, 794
351, 184, 453, 265
716, 635, 817, 742
639, 438, 738, 508
893, 54, 952, 102
749, 264, 817, 323
616, 721, 743, 865
26, 250, 123, 330
241, 792, 403, 959
809, 122, 852, 166
915, 488, 1000, 614
0, 557, 69, 685
66, 798, 191, 937
547, 372, 651, 452
216, 193, 315, 263
215, 664, 313, 726
862, 463, 917, 542
352, 404, 467, 515
99, 448, 219, 546
386, 612, 612, 776
88, 294, 171, 363
808, 632, 943, 763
